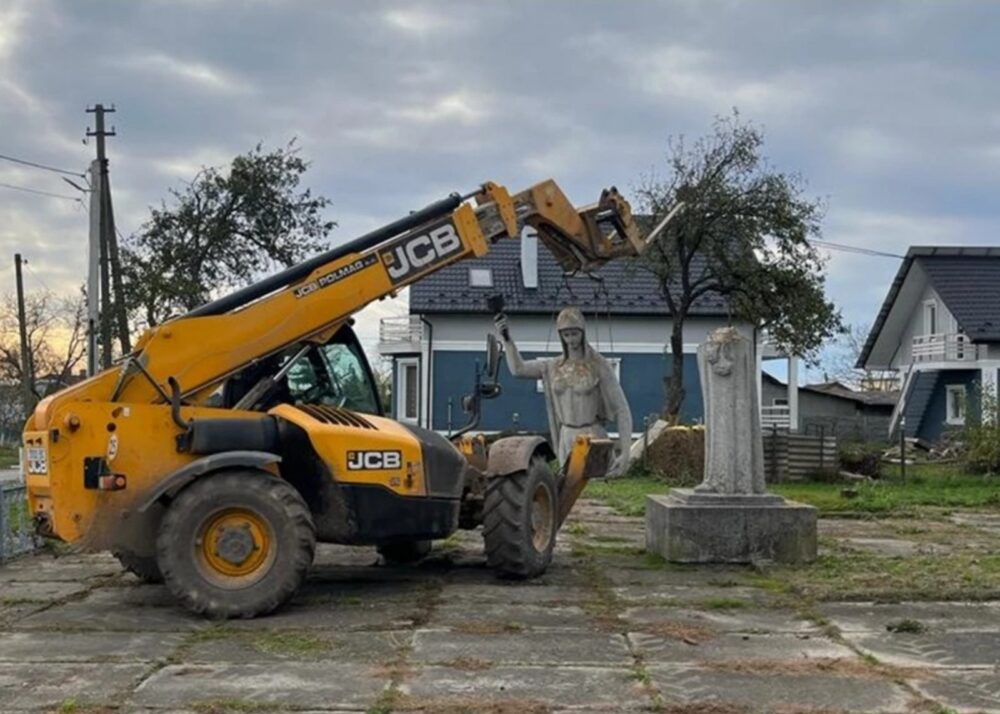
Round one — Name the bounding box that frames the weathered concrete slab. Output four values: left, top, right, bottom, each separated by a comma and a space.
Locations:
15, 589, 207, 632
399, 665, 649, 710
225, 599, 424, 631
819, 601, 1000, 633
412, 629, 631, 666
429, 600, 590, 630
910, 669, 1000, 712
130, 662, 389, 709
0, 630, 184, 662
0, 579, 89, 602
0, 553, 121, 582
843, 536, 949, 556
629, 631, 854, 662
612, 583, 771, 605
437, 582, 596, 604
649, 664, 914, 712
0, 602, 45, 627
0, 662, 147, 710
623, 605, 819, 634
183, 629, 411, 663
850, 631, 1000, 668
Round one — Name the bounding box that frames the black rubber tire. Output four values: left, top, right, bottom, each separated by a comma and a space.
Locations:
377, 540, 432, 564
483, 456, 557, 579
113, 550, 164, 584
157, 470, 316, 619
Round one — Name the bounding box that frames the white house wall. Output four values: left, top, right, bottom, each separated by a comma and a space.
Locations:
424, 313, 754, 353
891, 281, 956, 370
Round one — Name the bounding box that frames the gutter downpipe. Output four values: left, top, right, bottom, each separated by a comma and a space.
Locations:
420, 316, 433, 430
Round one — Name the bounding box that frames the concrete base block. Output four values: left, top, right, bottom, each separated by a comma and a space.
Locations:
645, 489, 817, 564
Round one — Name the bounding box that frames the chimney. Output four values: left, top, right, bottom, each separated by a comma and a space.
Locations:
520, 226, 538, 289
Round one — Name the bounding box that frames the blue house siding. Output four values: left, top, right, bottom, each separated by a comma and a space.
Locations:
429, 350, 702, 434
916, 369, 980, 441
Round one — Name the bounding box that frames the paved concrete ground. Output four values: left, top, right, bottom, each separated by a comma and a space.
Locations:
1, 499, 998, 713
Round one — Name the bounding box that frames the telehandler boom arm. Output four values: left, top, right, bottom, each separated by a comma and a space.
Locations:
28, 179, 646, 429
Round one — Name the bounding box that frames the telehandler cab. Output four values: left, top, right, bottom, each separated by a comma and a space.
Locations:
22, 179, 653, 618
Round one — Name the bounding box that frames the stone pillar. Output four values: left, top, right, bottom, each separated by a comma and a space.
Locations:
645, 327, 817, 564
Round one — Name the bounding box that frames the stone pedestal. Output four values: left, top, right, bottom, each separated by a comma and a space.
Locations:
645, 489, 817, 564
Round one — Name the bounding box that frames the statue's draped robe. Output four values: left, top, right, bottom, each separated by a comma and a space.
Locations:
696, 328, 765, 495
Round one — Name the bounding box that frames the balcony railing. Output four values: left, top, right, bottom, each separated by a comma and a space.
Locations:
378, 316, 423, 354
912, 333, 977, 363
761, 405, 791, 430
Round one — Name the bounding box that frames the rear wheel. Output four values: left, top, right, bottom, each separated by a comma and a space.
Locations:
157, 470, 316, 619
113, 550, 163, 584
483, 456, 557, 578
377, 539, 432, 564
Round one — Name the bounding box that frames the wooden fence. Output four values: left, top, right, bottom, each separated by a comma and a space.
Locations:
763, 428, 838, 482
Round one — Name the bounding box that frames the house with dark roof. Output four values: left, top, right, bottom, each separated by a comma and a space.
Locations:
760, 373, 897, 442
857, 246, 1000, 441
377, 228, 781, 434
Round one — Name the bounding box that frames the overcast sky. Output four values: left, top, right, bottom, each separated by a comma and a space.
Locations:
2, 0, 999, 379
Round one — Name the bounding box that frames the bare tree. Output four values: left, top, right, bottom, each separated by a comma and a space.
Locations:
0, 289, 87, 414
821, 322, 897, 391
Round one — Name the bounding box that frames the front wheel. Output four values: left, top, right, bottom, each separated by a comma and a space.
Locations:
157, 470, 316, 619
483, 456, 557, 578
113, 550, 163, 584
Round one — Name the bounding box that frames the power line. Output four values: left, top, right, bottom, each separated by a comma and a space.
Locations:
0, 181, 82, 202
809, 238, 904, 260
23, 261, 55, 294
0, 152, 85, 178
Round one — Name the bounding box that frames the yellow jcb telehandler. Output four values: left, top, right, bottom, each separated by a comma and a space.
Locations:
22, 179, 653, 618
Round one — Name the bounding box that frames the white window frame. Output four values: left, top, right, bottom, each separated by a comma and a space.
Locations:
923, 299, 938, 336
945, 384, 967, 426
396, 358, 420, 424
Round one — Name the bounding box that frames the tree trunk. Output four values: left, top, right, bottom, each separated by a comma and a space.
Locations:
665, 319, 686, 424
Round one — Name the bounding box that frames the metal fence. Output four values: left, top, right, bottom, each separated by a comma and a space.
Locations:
0, 480, 38, 562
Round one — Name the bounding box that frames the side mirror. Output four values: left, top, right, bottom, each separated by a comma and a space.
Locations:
485, 333, 502, 382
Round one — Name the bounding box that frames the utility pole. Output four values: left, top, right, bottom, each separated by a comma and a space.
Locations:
86, 159, 101, 375
86, 103, 123, 368
14, 254, 35, 415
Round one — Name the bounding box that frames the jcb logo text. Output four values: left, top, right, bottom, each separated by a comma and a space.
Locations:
347, 450, 402, 470
379, 221, 462, 285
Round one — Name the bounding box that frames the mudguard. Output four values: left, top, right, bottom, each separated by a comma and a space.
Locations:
137, 450, 281, 513
486, 435, 554, 477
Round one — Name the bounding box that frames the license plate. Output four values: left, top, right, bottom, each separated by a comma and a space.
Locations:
26, 446, 47, 474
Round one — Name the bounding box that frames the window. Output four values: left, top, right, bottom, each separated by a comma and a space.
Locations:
946, 384, 967, 425
285, 342, 380, 414
469, 268, 493, 287
923, 300, 938, 335
772, 398, 789, 406
397, 358, 419, 423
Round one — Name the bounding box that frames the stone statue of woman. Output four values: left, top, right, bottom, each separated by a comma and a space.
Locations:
695, 327, 766, 495
494, 307, 632, 477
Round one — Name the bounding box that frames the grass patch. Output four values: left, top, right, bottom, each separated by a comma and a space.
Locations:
772, 549, 1000, 601
0, 445, 18, 468
451, 621, 525, 635
586, 467, 1000, 517
700, 597, 750, 610
886, 618, 927, 634
185, 626, 330, 657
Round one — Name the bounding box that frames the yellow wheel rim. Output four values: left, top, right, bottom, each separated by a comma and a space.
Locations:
195, 507, 276, 588
530, 483, 554, 552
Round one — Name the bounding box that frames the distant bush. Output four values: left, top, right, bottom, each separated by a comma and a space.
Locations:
963, 392, 1000, 475
839, 441, 886, 478
645, 425, 705, 486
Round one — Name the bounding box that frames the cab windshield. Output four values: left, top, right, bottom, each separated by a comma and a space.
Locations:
284, 342, 380, 414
